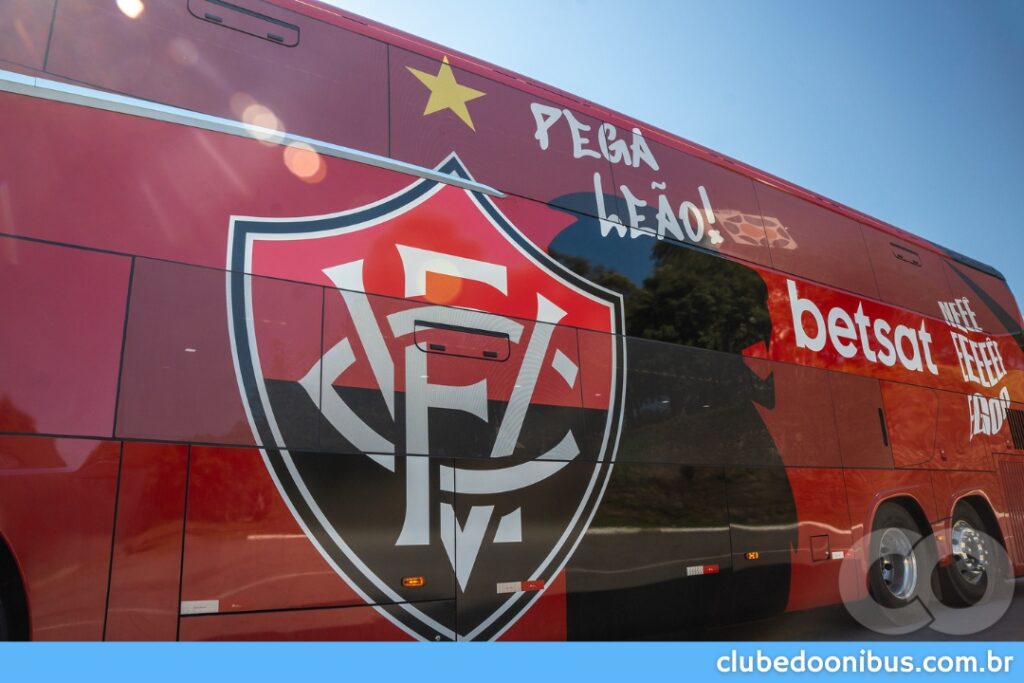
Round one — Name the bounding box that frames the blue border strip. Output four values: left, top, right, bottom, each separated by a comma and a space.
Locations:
1, 642, 1020, 682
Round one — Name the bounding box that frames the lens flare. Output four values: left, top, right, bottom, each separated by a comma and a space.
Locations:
241, 102, 284, 144
283, 142, 326, 184
116, 0, 145, 19
169, 37, 198, 66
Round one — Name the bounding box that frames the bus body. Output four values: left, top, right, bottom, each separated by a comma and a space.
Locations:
0, 0, 1022, 641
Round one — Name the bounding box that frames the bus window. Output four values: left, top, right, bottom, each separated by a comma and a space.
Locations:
743, 360, 843, 469
45, 0, 388, 154
388, 45, 616, 225
0, 0, 54, 71
602, 335, 779, 468
941, 259, 1023, 336
861, 227, 953, 317
609, 139, 772, 268
752, 182, 879, 299
116, 258, 321, 449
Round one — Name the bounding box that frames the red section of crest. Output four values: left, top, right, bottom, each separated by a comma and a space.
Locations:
248, 183, 613, 331
247, 182, 617, 410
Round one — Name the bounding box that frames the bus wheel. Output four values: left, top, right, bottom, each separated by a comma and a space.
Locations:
941, 502, 998, 606
868, 504, 926, 608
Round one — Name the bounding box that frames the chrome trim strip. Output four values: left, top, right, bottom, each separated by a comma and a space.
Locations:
0, 68, 505, 197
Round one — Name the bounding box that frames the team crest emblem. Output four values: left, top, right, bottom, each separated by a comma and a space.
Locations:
227, 155, 625, 640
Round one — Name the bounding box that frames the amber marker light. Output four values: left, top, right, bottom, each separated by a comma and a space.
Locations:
402, 576, 426, 588
745, 551, 760, 561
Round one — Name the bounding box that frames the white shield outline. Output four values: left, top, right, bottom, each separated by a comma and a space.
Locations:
226, 154, 626, 640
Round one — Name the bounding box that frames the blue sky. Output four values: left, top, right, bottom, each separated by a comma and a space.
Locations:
330, 0, 1024, 305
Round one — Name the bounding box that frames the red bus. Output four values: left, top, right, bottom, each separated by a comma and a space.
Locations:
0, 0, 1022, 641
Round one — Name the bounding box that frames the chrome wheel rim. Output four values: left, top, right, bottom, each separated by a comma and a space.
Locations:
879, 527, 918, 600
951, 519, 989, 585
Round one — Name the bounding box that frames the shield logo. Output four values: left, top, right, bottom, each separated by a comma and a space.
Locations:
227, 155, 625, 640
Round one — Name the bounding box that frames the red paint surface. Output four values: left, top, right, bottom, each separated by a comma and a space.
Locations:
753, 182, 879, 299
0, 436, 119, 640
47, 0, 388, 155
115, 258, 256, 446
179, 603, 416, 641
0, 237, 130, 438
498, 570, 566, 641
748, 359, 842, 468
785, 468, 852, 612
181, 445, 367, 614
844, 468, 938, 542
388, 46, 615, 221
881, 382, 939, 468
105, 442, 189, 641
829, 372, 893, 469
0, 0, 53, 70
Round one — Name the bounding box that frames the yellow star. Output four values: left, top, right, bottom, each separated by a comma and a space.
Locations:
406, 56, 486, 131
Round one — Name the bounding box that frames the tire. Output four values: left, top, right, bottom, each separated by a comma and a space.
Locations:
868, 503, 929, 608
940, 502, 999, 607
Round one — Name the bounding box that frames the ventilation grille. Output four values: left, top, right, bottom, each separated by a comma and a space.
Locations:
999, 458, 1024, 565
1010, 409, 1024, 450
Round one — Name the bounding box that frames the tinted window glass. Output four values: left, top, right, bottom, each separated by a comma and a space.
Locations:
753, 183, 879, 298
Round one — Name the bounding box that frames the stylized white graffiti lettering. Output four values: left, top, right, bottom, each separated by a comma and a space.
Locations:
530, 101, 723, 247
938, 296, 1010, 438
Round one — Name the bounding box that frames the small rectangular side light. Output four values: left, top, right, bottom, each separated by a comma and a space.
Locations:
745, 551, 760, 561
402, 576, 425, 588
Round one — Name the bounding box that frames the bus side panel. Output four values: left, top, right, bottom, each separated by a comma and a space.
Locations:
0, 436, 120, 640
829, 371, 893, 469
861, 227, 953, 318
610, 135, 773, 268
880, 381, 939, 469
0, 0, 54, 71
45, 0, 389, 156
180, 445, 371, 614
784, 467, 852, 612
994, 456, 1024, 574
105, 442, 189, 641
843, 468, 938, 546
752, 181, 879, 299
178, 601, 449, 641
388, 45, 618, 224
942, 259, 1024, 336
931, 389, 994, 472
0, 237, 131, 439
0, 92, 411, 273
497, 570, 567, 641
115, 257, 267, 447
564, 464, 732, 639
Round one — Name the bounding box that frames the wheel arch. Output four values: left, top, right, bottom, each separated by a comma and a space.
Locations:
953, 493, 1006, 547
871, 495, 932, 538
